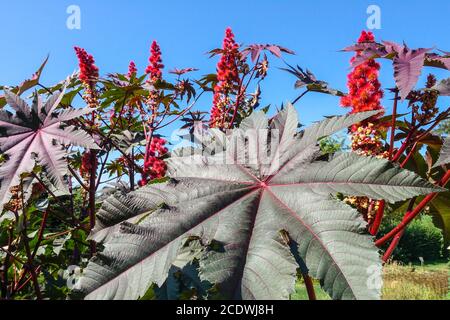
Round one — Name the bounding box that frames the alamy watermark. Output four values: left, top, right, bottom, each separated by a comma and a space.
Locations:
66, 5, 81, 30
366, 5, 381, 30
366, 264, 383, 292
169, 124, 282, 171
66, 265, 82, 290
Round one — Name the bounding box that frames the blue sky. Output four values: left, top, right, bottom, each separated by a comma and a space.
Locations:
1, 0, 450, 131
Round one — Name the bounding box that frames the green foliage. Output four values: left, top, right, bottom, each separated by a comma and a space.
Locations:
436, 119, 450, 135
319, 136, 344, 154
0, 189, 92, 299
379, 214, 444, 263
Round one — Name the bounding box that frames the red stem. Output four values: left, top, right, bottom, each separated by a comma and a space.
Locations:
369, 90, 399, 236
372, 142, 417, 236
382, 229, 404, 262
376, 170, 450, 247
382, 197, 416, 262
391, 130, 415, 163
88, 150, 97, 255
129, 148, 135, 191
20, 208, 42, 299
31, 210, 49, 259
227, 58, 259, 129
302, 274, 317, 300
388, 90, 399, 160
382, 217, 408, 263
14, 266, 41, 294
1, 228, 13, 299
369, 201, 385, 236
228, 80, 244, 129
400, 142, 418, 168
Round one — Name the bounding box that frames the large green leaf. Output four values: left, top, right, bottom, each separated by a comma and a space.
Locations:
75, 104, 443, 300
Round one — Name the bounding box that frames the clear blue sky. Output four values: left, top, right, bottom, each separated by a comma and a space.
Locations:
1, 0, 449, 130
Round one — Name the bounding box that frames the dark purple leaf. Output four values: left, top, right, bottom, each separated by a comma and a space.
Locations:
393, 46, 432, 100
169, 68, 199, 76
281, 64, 344, 96
243, 44, 294, 63
267, 45, 282, 58
0, 88, 98, 210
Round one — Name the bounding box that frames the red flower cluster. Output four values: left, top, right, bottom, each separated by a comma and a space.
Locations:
341, 31, 386, 156
74, 47, 99, 113
357, 30, 375, 43
209, 28, 240, 129
128, 61, 137, 78
74, 47, 99, 187
74, 47, 99, 88
340, 31, 383, 118
216, 28, 239, 85
145, 41, 164, 83
139, 137, 168, 186
80, 151, 98, 178
144, 41, 164, 121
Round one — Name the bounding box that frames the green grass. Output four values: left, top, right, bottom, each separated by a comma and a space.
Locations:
291, 260, 449, 300
291, 278, 330, 300
382, 262, 448, 300
410, 260, 449, 272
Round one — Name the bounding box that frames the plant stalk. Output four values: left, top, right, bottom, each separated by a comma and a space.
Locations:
31, 210, 49, 260
381, 197, 416, 262
376, 169, 450, 247
20, 207, 43, 299
302, 273, 317, 300
88, 150, 97, 256
388, 90, 399, 160
369, 201, 385, 236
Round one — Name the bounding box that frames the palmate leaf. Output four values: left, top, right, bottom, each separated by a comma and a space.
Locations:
393, 46, 432, 100
241, 44, 295, 63
0, 89, 98, 211
281, 64, 344, 97
76, 105, 444, 300
342, 41, 441, 100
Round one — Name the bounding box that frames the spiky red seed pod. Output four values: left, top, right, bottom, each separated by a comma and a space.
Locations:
209, 27, 241, 129
128, 61, 137, 78
340, 31, 383, 119
31, 182, 46, 197
357, 30, 375, 43
145, 41, 164, 83
80, 151, 98, 178
74, 47, 99, 87
341, 31, 385, 157
140, 137, 168, 186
